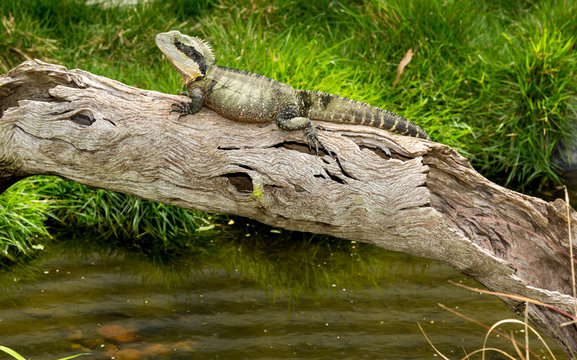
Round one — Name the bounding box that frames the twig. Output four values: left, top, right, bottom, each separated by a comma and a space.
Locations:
564, 186, 577, 321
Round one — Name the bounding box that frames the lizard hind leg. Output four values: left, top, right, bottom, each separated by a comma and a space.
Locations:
171, 87, 204, 119
276, 107, 333, 157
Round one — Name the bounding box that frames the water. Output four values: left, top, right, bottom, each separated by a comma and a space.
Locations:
0, 248, 564, 359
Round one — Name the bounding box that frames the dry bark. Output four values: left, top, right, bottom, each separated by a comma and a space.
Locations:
1, 60, 576, 354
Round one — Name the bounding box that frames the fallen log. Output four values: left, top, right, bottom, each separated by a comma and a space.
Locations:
1, 60, 576, 354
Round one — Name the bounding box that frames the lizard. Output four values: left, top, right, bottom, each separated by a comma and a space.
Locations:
155, 30, 431, 155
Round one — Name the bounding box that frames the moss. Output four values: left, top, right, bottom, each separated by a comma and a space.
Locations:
251, 184, 264, 200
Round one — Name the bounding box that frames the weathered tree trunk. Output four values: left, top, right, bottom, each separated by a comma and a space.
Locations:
1, 60, 576, 354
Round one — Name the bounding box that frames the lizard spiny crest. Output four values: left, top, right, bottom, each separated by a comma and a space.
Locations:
155, 30, 216, 86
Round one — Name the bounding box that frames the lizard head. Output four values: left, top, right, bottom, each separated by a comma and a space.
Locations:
155, 30, 216, 87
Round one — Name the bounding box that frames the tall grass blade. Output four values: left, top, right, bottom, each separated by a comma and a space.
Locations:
449, 280, 577, 323
564, 186, 577, 320
482, 319, 556, 360
417, 322, 451, 360
0, 346, 26, 360
438, 303, 543, 359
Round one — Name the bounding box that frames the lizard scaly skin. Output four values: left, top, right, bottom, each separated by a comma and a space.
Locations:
156, 31, 431, 154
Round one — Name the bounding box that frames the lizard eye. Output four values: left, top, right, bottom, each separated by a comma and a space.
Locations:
172, 35, 180, 43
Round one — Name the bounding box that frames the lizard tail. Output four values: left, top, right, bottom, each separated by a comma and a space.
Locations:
301, 90, 430, 140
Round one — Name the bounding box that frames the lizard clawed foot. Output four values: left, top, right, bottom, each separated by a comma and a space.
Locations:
170, 89, 204, 119
315, 124, 333, 132
171, 101, 195, 119
305, 124, 334, 158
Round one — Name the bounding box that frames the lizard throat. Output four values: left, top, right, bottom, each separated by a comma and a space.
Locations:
173, 41, 207, 76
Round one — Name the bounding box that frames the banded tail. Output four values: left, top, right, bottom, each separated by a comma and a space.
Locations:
300, 90, 430, 140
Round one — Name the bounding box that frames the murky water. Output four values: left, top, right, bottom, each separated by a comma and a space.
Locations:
0, 248, 564, 359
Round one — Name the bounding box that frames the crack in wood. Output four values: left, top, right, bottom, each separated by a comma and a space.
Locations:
2, 60, 576, 353
358, 144, 392, 158
273, 141, 331, 157
323, 170, 345, 184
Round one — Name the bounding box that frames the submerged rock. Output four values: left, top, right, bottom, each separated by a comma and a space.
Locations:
97, 324, 141, 344
143, 343, 171, 355
115, 348, 146, 360
65, 327, 83, 341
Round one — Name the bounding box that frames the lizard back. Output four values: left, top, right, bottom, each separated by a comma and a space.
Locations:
198, 66, 298, 123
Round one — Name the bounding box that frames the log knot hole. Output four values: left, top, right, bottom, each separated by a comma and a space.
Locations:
69, 111, 95, 127
223, 172, 253, 194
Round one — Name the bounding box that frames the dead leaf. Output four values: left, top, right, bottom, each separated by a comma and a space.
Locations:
393, 48, 415, 88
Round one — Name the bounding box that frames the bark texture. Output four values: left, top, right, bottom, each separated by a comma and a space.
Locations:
1, 60, 576, 354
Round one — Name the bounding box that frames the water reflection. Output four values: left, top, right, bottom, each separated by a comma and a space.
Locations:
0, 233, 564, 359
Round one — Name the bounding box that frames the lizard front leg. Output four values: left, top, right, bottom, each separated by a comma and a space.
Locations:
276, 106, 332, 157
171, 86, 204, 119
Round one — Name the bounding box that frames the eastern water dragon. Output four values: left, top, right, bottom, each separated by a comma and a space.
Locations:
156, 31, 430, 154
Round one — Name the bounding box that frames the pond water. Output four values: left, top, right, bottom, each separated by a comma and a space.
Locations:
0, 244, 564, 359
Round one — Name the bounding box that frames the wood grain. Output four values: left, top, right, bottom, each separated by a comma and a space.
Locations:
1, 60, 576, 354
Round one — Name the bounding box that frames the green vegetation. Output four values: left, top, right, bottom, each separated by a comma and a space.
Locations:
0, 0, 576, 274
0, 178, 53, 261
0, 345, 86, 360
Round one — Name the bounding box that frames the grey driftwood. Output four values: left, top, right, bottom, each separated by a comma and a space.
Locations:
1, 60, 576, 354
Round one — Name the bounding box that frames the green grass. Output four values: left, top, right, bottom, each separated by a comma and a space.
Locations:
0, 178, 53, 262
0, 0, 576, 264
0, 345, 86, 360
